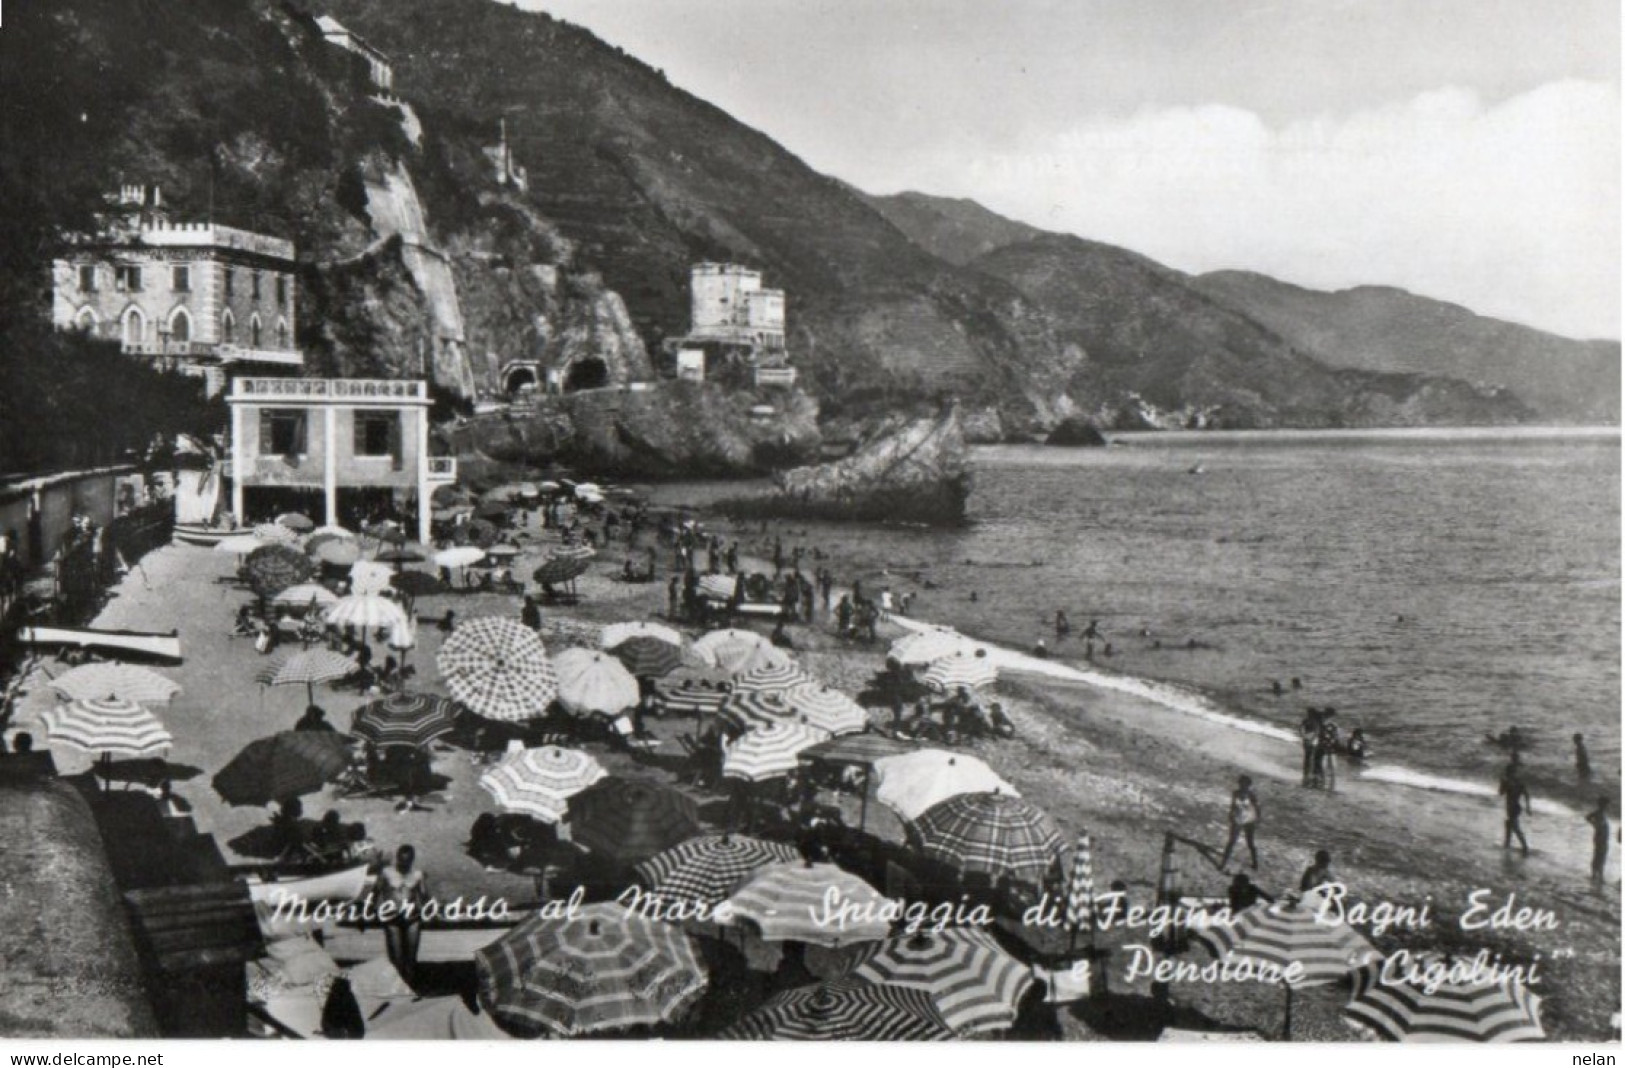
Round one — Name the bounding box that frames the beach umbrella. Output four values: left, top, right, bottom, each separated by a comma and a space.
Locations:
49, 663, 179, 705
312, 539, 362, 567
696, 573, 736, 601
921, 652, 998, 693
1191, 899, 1378, 988
908, 792, 1065, 888
212, 730, 351, 806
275, 512, 314, 532
438, 617, 559, 721
732, 660, 810, 694
553, 648, 640, 719
364, 520, 407, 545
720, 980, 953, 1041
475, 902, 707, 1037
651, 681, 729, 719
44, 695, 172, 757
725, 862, 894, 948
214, 534, 267, 556
348, 559, 394, 595
634, 834, 802, 909
254, 648, 357, 705
390, 570, 449, 598
310, 524, 355, 539
718, 690, 799, 733
253, 522, 300, 545
782, 683, 869, 735
889, 629, 978, 667
350, 692, 458, 751
566, 776, 702, 865
601, 621, 683, 650
324, 593, 410, 633
433, 545, 486, 569
549, 543, 597, 562
875, 750, 1018, 822
480, 745, 606, 822
608, 635, 683, 679
532, 555, 591, 587
271, 583, 339, 609
723, 722, 830, 783
712, 640, 794, 679
245, 544, 314, 598
1344, 956, 1545, 1042
850, 928, 1033, 1035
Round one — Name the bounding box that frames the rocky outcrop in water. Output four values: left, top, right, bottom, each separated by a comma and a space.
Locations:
720, 403, 972, 525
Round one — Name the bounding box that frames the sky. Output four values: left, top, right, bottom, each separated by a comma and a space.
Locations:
518, 0, 1620, 339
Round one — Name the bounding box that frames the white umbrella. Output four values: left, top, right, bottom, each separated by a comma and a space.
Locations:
874, 750, 1017, 822
434, 545, 487, 569
49, 664, 180, 705
552, 648, 640, 719
888, 628, 979, 667
214, 534, 266, 556
348, 559, 394, 595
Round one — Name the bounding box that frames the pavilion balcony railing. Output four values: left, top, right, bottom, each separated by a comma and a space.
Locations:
753, 366, 798, 388
217, 344, 304, 366
230, 378, 429, 401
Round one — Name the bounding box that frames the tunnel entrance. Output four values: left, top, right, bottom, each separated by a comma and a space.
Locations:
563, 358, 609, 393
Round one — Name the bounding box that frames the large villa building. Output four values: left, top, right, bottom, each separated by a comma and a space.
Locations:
225, 377, 455, 544
664, 263, 796, 388
51, 185, 304, 394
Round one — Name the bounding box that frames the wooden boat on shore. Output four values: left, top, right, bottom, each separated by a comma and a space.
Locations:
17, 625, 183, 662
173, 523, 252, 547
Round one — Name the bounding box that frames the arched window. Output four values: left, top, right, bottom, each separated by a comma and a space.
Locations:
221, 309, 235, 344
168, 306, 192, 344
122, 306, 146, 348
250, 313, 262, 348
275, 317, 289, 350
73, 307, 99, 333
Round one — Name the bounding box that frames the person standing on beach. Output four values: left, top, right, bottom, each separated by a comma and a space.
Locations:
377, 845, 427, 985
1574, 733, 1593, 782
1317, 712, 1341, 792
1499, 764, 1532, 856
1219, 775, 1261, 870
1586, 795, 1611, 887
1299, 709, 1320, 787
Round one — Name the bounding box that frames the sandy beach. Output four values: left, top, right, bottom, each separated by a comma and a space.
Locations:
12, 521, 1619, 1041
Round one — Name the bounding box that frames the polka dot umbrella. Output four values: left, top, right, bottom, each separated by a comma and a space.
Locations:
437, 617, 558, 722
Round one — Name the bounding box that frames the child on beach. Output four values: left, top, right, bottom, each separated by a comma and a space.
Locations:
1586, 796, 1611, 888
1219, 775, 1260, 871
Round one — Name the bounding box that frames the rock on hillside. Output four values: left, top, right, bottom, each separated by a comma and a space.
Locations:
1193, 271, 1621, 424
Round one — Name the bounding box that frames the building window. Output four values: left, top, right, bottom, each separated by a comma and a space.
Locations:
221, 309, 235, 344
172, 265, 191, 292
115, 265, 142, 292
224, 268, 235, 299
275, 275, 288, 306
276, 318, 289, 350
78, 265, 98, 292
122, 307, 146, 347
252, 271, 262, 300
260, 409, 307, 455
168, 307, 192, 343
250, 314, 262, 348
74, 307, 98, 333
353, 411, 399, 457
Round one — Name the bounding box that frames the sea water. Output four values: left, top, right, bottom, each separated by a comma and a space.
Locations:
650, 427, 1620, 799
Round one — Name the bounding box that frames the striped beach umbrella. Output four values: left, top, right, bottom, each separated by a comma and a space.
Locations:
253, 522, 300, 544
634, 834, 801, 908
720, 980, 954, 1041
271, 582, 338, 609
45, 695, 172, 757
549, 543, 597, 562
908, 792, 1065, 888
254, 648, 357, 704
324, 593, 410, 633
690, 628, 772, 668
696, 573, 737, 601
1191, 900, 1378, 988
601, 621, 683, 650
1345, 957, 1544, 1042
245, 543, 314, 598
350, 692, 457, 750
888, 629, 978, 667
212, 730, 351, 806
725, 862, 894, 948
310, 524, 355, 539
653, 682, 729, 718
567, 777, 702, 865
475, 902, 707, 1037
733, 660, 810, 694
874, 750, 1017, 822
312, 539, 361, 567
533, 555, 592, 587
438, 617, 558, 721
609, 635, 684, 679
480, 745, 606, 822
1064, 832, 1096, 944
718, 690, 798, 732
49, 663, 179, 705
782, 683, 870, 736
723, 722, 830, 783
851, 928, 1033, 1035
553, 648, 640, 719
920, 652, 998, 693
